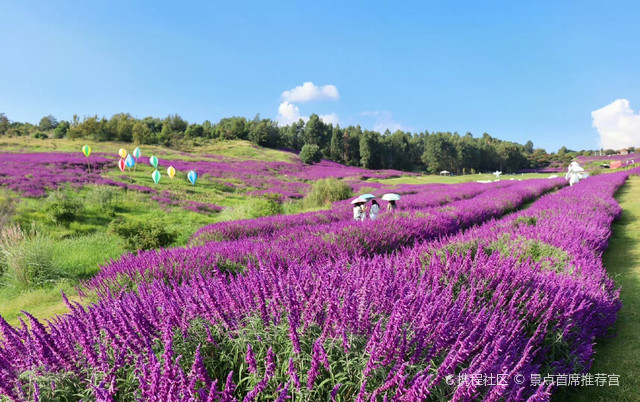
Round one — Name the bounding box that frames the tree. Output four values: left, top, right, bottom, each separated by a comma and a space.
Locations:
330, 128, 344, 162
421, 133, 457, 173
185, 123, 204, 139
346, 126, 362, 166
216, 117, 247, 140
304, 114, 325, 146
53, 121, 70, 138
132, 122, 154, 144
38, 115, 58, 131
249, 120, 279, 147
299, 144, 322, 164
359, 130, 380, 169
107, 113, 135, 142
202, 120, 214, 138
524, 140, 534, 154
382, 130, 409, 170
0, 113, 9, 135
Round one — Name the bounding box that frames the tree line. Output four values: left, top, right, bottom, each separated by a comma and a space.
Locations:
0, 112, 623, 174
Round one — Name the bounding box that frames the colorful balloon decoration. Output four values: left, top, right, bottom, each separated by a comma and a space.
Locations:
152, 170, 161, 184
125, 154, 135, 168
82, 145, 91, 158
118, 148, 128, 159
187, 170, 197, 186
149, 155, 159, 168
118, 158, 126, 172
133, 147, 141, 159
82, 145, 92, 172
167, 166, 176, 179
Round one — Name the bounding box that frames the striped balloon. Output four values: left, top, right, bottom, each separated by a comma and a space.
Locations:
118, 148, 128, 159
133, 147, 141, 159
167, 166, 176, 179
125, 154, 135, 168
82, 145, 91, 158
149, 155, 159, 168
152, 170, 161, 184
118, 158, 126, 172
187, 170, 197, 185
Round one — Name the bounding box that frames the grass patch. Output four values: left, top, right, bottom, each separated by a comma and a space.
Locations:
51, 232, 125, 279
0, 282, 95, 327
372, 172, 553, 185
554, 175, 640, 401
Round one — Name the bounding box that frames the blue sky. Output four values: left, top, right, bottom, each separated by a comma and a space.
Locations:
1, 0, 639, 152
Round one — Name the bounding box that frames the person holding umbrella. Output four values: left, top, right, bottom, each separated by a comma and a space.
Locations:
351, 198, 367, 221
382, 193, 401, 212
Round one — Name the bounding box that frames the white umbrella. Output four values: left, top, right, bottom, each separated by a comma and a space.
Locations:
381, 193, 401, 201
351, 197, 366, 204
358, 193, 376, 200
439, 170, 450, 175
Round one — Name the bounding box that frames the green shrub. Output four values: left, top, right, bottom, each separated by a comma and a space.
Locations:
86, 185, 118, 216
245, 194, 283, 218
487, 234, 571, 272
45, 190, 83, 225
0, 225, 59, 287
32, 131, 48, 139
304, 178, 353, 208
108, 218, 177, 252
299, 144, 322, 164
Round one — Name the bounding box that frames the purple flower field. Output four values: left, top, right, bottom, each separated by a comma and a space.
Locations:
0, 148, 636, 400
0, 151, 411, 213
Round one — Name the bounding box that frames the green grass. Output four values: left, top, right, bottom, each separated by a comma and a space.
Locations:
554, 175, 640, 401
0, 282, 96, 327
372, 172, 553, 185
0, 137, 297, 163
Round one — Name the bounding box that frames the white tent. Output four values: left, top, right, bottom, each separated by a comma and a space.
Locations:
439, 170, 450, 175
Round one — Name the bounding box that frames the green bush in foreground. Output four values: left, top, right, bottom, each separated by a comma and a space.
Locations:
0, 225, 59, 287
108, 219, 176, 252
45, 190, 83, 225
304, 178, 353, 208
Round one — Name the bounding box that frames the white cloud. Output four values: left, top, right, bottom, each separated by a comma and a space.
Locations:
360, 110, 410, 133
277, 82, 340, 126
277, 101, 304, 125
319, 113, 340, 125
281, 82, 339, 103
592, 99, 640, 150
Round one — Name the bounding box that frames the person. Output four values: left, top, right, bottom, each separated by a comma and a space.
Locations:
353, 202, 366, 221
369, 200, 380, 220
565, 161, 585, 187
387, 200, 397, 212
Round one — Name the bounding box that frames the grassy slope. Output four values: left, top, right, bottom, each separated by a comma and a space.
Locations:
0, 137, 296, 163
554, 175, 640, 401
0, 139, 299, 325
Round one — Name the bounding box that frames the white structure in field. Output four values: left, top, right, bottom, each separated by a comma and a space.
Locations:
565, 162, 588, 186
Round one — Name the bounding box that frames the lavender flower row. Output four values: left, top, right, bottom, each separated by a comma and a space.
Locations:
190, 181, 518, 244
89, 178, 563, 295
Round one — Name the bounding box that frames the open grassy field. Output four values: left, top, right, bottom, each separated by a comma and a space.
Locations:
0, 137, 297, 163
